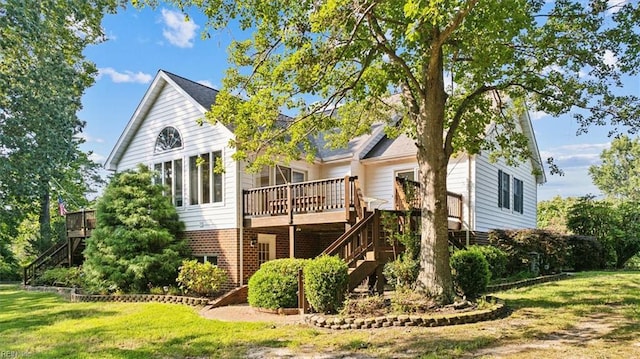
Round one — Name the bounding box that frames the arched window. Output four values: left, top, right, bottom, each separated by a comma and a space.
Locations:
154, 126, 182, 152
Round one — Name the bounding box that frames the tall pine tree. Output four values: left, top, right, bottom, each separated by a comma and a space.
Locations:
83, 165, 189, 293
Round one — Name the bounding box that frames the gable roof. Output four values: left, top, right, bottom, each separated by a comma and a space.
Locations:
104, 70, 220, 171
362, 111, 547, 185
106, 70, 546, 184
163, 71, 218, 109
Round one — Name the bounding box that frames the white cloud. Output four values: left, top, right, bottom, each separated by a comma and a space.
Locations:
607, 0, 628, 14
540, 142, 610, 168
603, 50, 617, 67
529, 110, 549, 121
197, 80, 214, 88
160, 8, 199, 48
88, 152, 106, 163
76, 133, 105, 144
98, 68, 153, 84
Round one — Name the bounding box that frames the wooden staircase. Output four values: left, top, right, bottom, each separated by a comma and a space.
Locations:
322, 210, 388, 292
23, 210, 95, 284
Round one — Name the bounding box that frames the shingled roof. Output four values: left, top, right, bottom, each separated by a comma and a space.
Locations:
163, 71, 218, 110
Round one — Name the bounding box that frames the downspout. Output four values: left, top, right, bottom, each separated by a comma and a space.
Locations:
238, 160, 244, 286
466, 155, 472, 246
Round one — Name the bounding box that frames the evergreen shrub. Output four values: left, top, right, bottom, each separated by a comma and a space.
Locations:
247, 258, 308, 309
468, 245, 508, 279
34, 267, 84, 287
450, 249, 490, 299
303, 255, 348, 313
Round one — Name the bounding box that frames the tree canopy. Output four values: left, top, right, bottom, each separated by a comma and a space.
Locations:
589, 135, 640, 201
150, 0, 640, 302
0, 0, 116, 251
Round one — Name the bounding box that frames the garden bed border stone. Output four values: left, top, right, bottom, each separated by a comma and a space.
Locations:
485, 272, 571, 292
22, 285, 210, 306
305, 295, 507, 330
305, 273, 572, 330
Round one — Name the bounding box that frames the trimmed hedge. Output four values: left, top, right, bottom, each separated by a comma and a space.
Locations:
467, 245, 508, 280
304, 255, 348, 314
450, 249, 490, 299
248, 258, 308, 309
489, 229, 569, 275
488, 229, 605, 275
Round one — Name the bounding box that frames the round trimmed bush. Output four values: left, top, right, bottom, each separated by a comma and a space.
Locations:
248, 258, 308, 309
450, 249, 490, 299
468, 245, 508, 280
303, 255, 348, 314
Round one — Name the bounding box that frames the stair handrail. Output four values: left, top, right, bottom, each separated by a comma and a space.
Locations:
322, 211, 379, 268
23, 240, 68, 284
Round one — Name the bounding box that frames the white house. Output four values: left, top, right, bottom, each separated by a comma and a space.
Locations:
105, 70, 546, 291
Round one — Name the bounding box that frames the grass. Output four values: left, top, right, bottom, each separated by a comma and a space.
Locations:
1, 272, 639, 358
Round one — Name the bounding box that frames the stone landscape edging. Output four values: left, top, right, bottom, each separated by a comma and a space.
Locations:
304, 274, 573, 330
485, 272, 571, 292
23, 285, 210, 306
305, 295, 507, 330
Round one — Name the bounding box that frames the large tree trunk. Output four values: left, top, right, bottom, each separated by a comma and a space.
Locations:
38, 191, 52, 253
413, 38, 455, 304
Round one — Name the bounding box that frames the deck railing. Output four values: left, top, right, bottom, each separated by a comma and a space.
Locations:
323, 210, 379, 267
394, 177, 463, 222
243, 176, 365, 222
66, 210, 96, 238
23, 241, 69, 284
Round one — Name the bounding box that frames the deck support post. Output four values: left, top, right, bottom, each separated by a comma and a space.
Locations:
289, 225, 296, 258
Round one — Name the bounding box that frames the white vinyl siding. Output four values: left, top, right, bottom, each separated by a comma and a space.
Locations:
362, 156, 469, 222
113, 80, 238, 231
473, 152, 537, 231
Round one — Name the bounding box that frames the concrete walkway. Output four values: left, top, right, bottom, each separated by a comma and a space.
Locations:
199, 304, 305, 325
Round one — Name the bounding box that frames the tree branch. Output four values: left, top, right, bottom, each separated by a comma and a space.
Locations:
438, 0, 479, 46
366, 12, 422, 97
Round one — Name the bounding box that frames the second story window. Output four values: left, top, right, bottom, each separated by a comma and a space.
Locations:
155, 126, 182, 152
153, 159, 183, 207
498, 170, 510, 209
189, 151, 223, 205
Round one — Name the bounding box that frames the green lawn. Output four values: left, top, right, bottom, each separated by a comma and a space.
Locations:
1, 272, 639, 358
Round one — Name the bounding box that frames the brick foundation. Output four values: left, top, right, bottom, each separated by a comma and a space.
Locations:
183, 225, 346, 293
182, 229, 240, 292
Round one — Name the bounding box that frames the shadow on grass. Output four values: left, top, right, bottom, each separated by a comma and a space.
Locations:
337, 331, 497, 358
0, 287, 117, 334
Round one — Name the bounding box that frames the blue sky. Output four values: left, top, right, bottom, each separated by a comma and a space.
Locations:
79, 4, 639, 202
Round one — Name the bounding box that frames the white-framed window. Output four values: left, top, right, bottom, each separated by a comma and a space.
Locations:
256, 165, 307, 187
395, 169, 416, 182
513, 177, 524, 214
153, 159, 183, 207
154, 126, 183, 152
195, 255, 218, 265
498, 170, 511, 209
257, 234, 276, 266
189, 151, 223, 205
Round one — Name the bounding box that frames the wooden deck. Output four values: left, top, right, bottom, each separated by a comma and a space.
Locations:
243, 176, 463, 230
66, 210, 96, 238
394, 177, 463, 230
243, 176, 365, 227
24, 209, 96, 284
